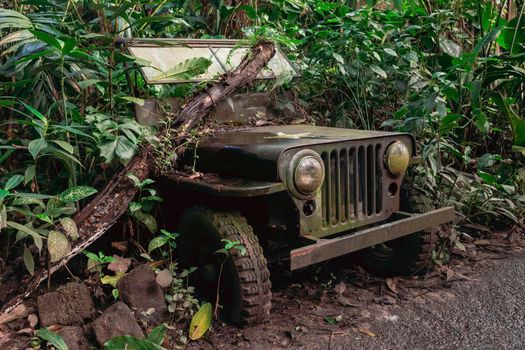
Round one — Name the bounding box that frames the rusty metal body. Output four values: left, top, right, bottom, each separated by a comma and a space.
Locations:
290, 207, 455, 270
154, 95, 455, 269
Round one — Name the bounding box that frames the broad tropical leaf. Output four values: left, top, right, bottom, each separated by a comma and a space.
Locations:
189, 303, 212, 340
60, 217, 79, 240
36, 328, 68, 350
151, 57, 212, 81
59, 186, 97, 203
47, 230, 71, 263
104, 336, 166, 350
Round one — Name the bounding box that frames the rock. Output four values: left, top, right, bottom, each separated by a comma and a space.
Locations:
117, 264, 169, 325
93, 302, 144, 346
37, 283, 94, 327
56, 326, 90, 350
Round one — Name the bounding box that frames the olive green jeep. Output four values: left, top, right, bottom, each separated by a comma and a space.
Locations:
126, 39, 455, 326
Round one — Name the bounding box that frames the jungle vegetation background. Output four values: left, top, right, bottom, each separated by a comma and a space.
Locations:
0, 0, 524, 275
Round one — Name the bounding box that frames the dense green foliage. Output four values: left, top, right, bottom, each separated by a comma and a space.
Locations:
1, 0, 524, 269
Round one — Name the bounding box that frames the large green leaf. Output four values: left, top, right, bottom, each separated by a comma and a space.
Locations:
104, 336, 166, 350
497, 16, 525, 54
47, 230, 71, 263
5, 174, 24, 191
60, 217, 79, 240
134, 210, 157, 233
6, 221, 44, 248
493, 95, 525, 146
52, 140, 74, 154
0, 9, 32, 30
189, 303, 212, 340
147, 324, 167, 345
37, 328, 68, 350
28, 138, 48, 159
151, 57, 212, 81
439, 37, 461, 57
30, 30, 62, 50
24, 165, 36, 185
473, 27, 503, 55
369, 65, 387, 79
23, 246, 35, 275
115, 136, 137, 164
99, 138, 118, 163
60, 186, 97, 203
0, 204, 6, 231
148, 236, 168, 253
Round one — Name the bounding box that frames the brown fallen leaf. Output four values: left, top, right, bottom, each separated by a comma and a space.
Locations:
111, 241, 128, 252
255, 119, 274, 127
358, 328, 377, 337
334, 282, 347, 295
28, 314, 38, 328
337, 296, 358, 307
0, 304, 33, 325
441, 266, 455, 281
474, 239, 491, 246
16, 328, 33, 335
386, 278, 397, 294
189, 172, 203, 179
107, 255, 131, 274
47, 325, 61, 332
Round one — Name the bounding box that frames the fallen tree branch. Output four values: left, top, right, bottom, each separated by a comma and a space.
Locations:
1, 40, 276, 314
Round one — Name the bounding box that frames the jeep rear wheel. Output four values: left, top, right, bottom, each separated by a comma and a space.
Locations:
356, 180, 437, 276
177, 207, 271, 326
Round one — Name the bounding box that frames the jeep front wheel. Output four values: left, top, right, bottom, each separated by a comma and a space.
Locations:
356, 180, 438, 276
176, 207, 271, 326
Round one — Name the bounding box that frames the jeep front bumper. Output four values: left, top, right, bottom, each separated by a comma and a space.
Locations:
290, 206, 455, 270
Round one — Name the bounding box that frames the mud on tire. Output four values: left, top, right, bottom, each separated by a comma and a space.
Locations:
177, 207, 271, 326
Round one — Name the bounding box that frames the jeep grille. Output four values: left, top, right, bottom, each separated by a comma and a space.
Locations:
320, 144, 383, 228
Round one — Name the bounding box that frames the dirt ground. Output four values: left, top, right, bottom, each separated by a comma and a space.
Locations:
188, 229, 525, 350
1, 228, 523, 349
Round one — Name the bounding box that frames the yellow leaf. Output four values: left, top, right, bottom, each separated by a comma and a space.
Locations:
100, 272, 126, 287
47, 231, 71, 263
189, 303, 212, 340
358, 328, 377, 337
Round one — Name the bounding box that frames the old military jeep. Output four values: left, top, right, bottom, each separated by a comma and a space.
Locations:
125, 39, 455, 326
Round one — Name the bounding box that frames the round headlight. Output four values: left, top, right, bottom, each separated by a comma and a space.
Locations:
294, 156, 324, 194
385, 141, 410, 177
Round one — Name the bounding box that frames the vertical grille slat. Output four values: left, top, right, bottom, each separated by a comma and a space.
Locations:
330, 151, 338, 225
339, 150, 348, 223
367, 145, 375, 216
358, 146, 366, 217
320, 142, 384, 228
375, 144, 383, 214
352, 148, 358, 218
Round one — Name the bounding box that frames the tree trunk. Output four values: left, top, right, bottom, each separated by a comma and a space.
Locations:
0, 40, 276, 315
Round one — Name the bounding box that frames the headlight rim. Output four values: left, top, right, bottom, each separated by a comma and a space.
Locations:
385, 140, 410, 177
286, 149, 325, 199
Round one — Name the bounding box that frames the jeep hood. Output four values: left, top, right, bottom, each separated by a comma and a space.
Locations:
190, 125, 412, 181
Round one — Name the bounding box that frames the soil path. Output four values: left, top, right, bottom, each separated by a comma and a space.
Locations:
189, 241, 525, 350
